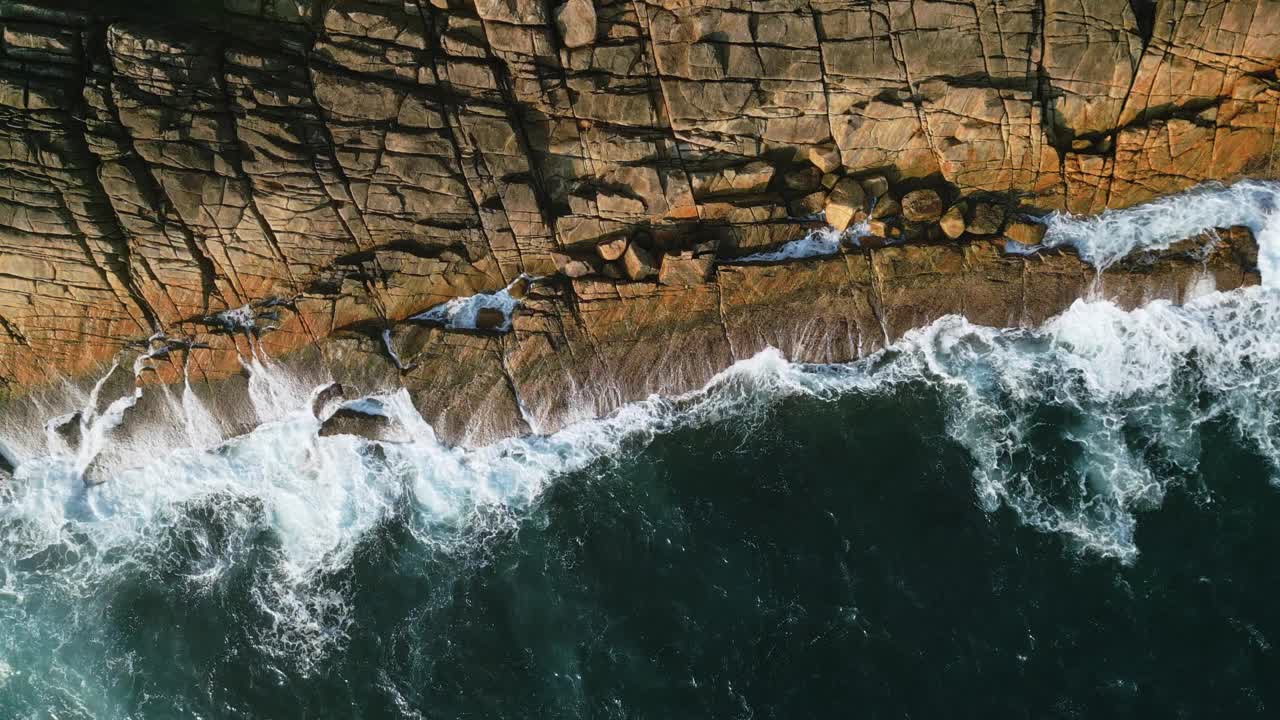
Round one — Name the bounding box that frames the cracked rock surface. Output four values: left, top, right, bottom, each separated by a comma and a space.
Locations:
0, 0, 1276, 443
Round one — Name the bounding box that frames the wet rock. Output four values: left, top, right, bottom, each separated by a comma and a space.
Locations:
555, 0, 596, 48
967, 203, 1006, 235
658, 252, 714, 286
871, 193, 900, 220
82, 457, 111, 487
596, 236, 629, 262
940, 203, 967, 240
824, 177, 867, 231
51, 412, 82, 450
1005, 220, 1048, 247
901, 190, 944, 223
319, 400, 408, 443
622, 242, 659, 281
475, 307, 507, 331
312, 382, 345, 418
0, 442, 15, 475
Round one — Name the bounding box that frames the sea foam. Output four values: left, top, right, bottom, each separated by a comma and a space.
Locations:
3, 181, 1280, 704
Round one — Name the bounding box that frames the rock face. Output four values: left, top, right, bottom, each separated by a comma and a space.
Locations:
0, 1, 1276, 445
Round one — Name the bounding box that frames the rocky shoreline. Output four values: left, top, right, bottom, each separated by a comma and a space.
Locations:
0, 0, 1277, 444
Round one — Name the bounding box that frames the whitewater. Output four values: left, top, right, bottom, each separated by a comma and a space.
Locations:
3, 180, 1280, 713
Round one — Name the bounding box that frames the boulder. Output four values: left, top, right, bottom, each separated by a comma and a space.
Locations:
658, 252, 714, 286
940, 203, 967, 240
728, 161, 776, 193
824, 177, 867, 231
789, 190, 827, 217
782, 167, 822, 193
596, 236, 628, 261
860, 175, 890, 203
562, 258, 596, 277
967, 202, 1006, 235
554, 252, 598, 278
622, 242, 659, 281
555, 0, 596, 48
1005, 220, 1047, 247
901, 189, 944, 222
871, 193, 900, 220
807, 146, 841, 174
867, 219, 900, 239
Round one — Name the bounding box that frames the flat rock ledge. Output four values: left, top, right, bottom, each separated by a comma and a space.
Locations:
2, 224, 1259, 447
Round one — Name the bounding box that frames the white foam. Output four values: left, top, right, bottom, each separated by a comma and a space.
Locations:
1043, 180, 1280, 269
411, 275, 531, 332
3, 180, 1280, 700
382, 328, 411, 370
211, 305, 256, 333
735, 224, 862, 263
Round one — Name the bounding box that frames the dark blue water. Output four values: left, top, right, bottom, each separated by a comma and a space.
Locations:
6, 382, 1279, 717
5, 283, 1280, 718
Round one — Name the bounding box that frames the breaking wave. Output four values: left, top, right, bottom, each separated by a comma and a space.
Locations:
3, 180, 1280, 714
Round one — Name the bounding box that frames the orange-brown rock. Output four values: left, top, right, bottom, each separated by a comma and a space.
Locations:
0, 1, 1276, 445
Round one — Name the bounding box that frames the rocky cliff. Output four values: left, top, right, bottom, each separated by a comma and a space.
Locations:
0, 0, 1275, 443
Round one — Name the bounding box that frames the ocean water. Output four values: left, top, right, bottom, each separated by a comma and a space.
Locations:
3, 182, 1280, 717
